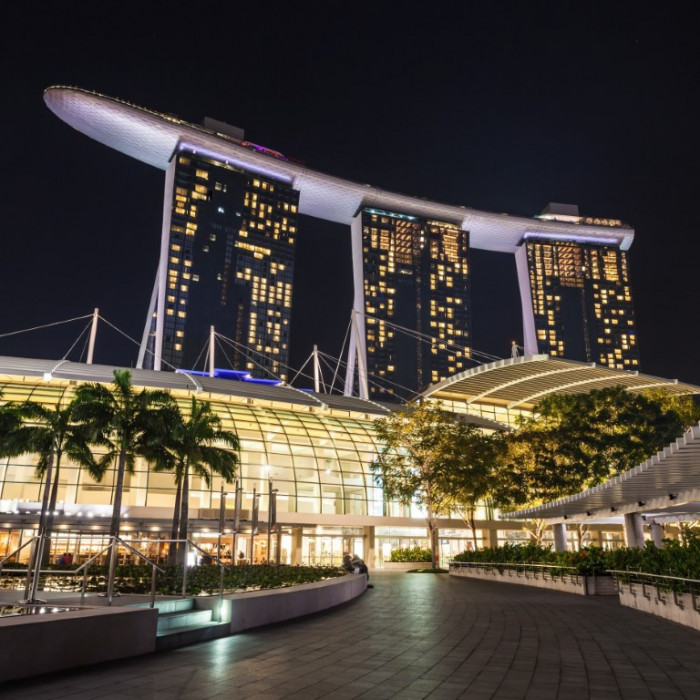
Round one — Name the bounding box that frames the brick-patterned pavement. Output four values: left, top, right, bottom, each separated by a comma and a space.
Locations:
4, 571, 700, 699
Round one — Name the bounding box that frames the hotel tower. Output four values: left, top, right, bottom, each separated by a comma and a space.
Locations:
44, 87, 639, 396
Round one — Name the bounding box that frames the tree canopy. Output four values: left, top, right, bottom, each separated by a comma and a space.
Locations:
371, 401, 503, 567
500, 386, 696, 509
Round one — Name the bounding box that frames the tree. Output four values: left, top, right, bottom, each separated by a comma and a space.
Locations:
145, 397, 240, 565
0, 400, 98, 565
444, 429, 507, 550
500, 386, 691, 512
371, 401, 478, 569
71, 370, 173, 543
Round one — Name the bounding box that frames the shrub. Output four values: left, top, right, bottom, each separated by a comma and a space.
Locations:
389, 547, 432, 562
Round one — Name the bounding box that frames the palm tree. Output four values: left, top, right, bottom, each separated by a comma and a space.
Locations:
72, 370, 173, 590
147, 397, 240, 565
1, 399, 98, 566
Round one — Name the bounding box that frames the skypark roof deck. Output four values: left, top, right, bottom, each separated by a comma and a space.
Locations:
44, 86, 634, 253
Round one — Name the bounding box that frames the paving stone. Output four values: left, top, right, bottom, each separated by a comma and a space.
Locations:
4, 572, 700, 699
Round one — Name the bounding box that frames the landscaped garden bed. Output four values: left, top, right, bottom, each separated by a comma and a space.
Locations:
0, 563, 345, 596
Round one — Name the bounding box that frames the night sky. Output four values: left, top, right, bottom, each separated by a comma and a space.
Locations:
2, 4, 699, 388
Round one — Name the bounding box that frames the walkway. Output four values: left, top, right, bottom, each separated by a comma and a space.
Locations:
4, 571, 700, 699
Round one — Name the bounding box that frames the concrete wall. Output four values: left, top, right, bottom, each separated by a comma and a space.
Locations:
223, 573, 367, 634
450, 565, 617, 596
618, 583, 700, 631
0, 606, 158, 682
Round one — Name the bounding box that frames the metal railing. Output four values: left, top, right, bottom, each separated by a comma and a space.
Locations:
607, 569, 700, 612
450, 560, 585, 587
0, 537, 231, 615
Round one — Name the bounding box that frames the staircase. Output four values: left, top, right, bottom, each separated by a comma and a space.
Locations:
131, 598, 231, 650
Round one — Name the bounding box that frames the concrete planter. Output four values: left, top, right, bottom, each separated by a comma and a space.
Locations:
380, 561, 433, 571
0, 606, 158, 682
0, 574, 367, 682
450, 563, 617, 596
617, 582, 700, 631
210, 572, 368, 634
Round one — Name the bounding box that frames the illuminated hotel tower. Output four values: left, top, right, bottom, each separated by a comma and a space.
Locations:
347, 208, 471, 400
44, 89, 639, 389
515, 204, 639, 369
142, 146, 299, 378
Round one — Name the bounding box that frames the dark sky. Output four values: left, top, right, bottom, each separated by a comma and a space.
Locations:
2, 3, 699, 387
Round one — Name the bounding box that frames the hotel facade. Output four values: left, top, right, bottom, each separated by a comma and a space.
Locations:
45, 87, 638, 400
1, 88, 673, 566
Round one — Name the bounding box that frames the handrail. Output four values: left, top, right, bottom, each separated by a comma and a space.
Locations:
0, 537, 37, 567
114, 537, 165, 573
450, 561, 577, 572
75, 544, 113, 573
1, 537, 232, 608
606, 569, 700, 586
118, 538, 231, 570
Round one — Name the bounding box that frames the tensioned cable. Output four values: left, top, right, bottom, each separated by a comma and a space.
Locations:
316, 348, 423, 400
97, 314, 180, 371
61, 318, 93, 361
289, 351, 314, 386
0, 313, 94, 340
214, 331, 335, 390
186, 338, 209, 374
214, 332, 286, 383
331, 320, 351, 393
358, 310, 503, 363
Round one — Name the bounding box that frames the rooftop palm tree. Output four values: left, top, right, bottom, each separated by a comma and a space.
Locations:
146, 397, 240, 565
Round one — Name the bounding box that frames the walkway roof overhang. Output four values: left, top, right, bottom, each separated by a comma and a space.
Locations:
420, 354, 700, 413
43, 86, 634, 254
502, 424, 700, 524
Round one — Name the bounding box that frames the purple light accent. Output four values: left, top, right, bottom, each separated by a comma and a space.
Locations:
241, 140, 288, 161
176, 141, 293, 184
523, 231, 621, 246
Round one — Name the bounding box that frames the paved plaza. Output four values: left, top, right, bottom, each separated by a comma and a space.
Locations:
3, 571, 700, 699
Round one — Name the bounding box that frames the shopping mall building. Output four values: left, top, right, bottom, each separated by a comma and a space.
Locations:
2, 354, 696, 568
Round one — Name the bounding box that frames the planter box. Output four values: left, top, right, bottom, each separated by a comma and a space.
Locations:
617, 582, 700, 631
450, 564, 617, 596
380, 562, 432, 571
0, 606, 158, 682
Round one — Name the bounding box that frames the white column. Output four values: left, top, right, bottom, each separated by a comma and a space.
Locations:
650, 522, 665, 549
344, 328, 357, 396
514, 245, 538, 356
86, 308, 99, 364
137, 271, 159, 369
552, 522, 568, 552
363, 526, 375, 569
624, 513, 645, 548
154, 158, 178, 371
208, 326, 215, 377
313, 345, 320, 393
345, 214, 369, 399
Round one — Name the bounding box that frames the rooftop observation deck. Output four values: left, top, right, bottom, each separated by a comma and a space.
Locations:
44, 86, 634, 254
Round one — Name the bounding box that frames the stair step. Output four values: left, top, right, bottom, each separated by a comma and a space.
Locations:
157, 609, 213, 632
156, 620, 224, 637
130, 598, 195, 614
